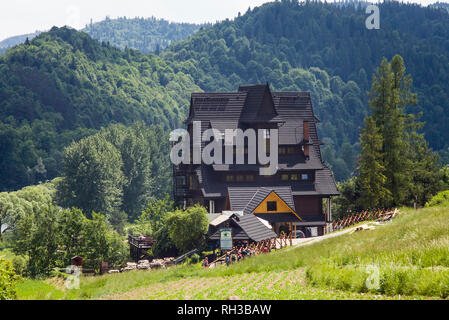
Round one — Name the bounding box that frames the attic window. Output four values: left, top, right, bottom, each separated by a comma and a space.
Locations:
267, 201, 277, 212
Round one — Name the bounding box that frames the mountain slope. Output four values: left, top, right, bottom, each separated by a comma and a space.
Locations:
0, 17, 203, 56
82, 16, 206, 54
0, 26, 199, 191
161, 1, 449, 165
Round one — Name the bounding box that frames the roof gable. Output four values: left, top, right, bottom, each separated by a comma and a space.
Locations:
251, 190, 302, 221
238, 84, 281, 123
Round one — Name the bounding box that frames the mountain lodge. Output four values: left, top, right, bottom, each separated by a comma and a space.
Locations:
172, 84, 339, 237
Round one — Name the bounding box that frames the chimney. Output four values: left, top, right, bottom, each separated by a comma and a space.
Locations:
304, 145, 310, 159
303, 121, 309, 142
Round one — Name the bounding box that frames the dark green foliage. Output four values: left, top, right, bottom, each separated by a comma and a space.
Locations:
0, 26, 199, 192
57, 133, 125, 227
161, 1, 449, 171
57, 123, 172, 226
133, 196, 178, 258
83, 17, 205, 54
2, 1, 449, 191
350, 55, 443, 212
356, 117, 391, 208
10, 203, 128, 277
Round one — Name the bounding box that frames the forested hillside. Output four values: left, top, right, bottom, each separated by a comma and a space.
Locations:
0, 27, 199, 191
83, 17, 205, 53
0, 17, 202, 56
0, 31, 42, 55
162, 1, 449, 170
2, 1, 449, 192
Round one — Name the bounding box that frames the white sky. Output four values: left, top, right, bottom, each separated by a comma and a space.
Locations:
0, 0, 442, 42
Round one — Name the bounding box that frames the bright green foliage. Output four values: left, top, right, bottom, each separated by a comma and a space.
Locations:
425, 190, 449, 207
57, 123, 172, 225
10, 204, 128, 277
0, 182, 56, 239
57, 134, 125, 227
12, 203, 60, 277
0, 259, 20, 300
166, 205, 209, 254
356, 117, 391, 208
133, 195, 177, 257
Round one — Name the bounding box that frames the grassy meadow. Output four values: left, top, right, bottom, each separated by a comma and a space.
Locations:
9, 205, 449, 300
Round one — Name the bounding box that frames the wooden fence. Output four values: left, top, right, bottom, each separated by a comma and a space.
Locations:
207, 232, 293, 267
331, 208, 398, 231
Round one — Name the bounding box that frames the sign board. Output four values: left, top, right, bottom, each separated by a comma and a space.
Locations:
220, 228, 233, 250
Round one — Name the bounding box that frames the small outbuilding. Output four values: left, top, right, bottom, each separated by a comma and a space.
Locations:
206, 212, 277, 250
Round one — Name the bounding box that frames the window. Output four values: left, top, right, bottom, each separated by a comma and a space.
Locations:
301, 174, 309, 180
279, 147, 286, 155
263, 129, 271, 153
189, 175, 198, 190
236, 175, 244, 182
291, 174, 298, 181
226, 175, 234, 182
209, 200, 215, 214
245, 175, 254, 182
267, 201, 277, 212
281, 174, 289, 181
176, 176, 186, 186
287, 147, 296, 154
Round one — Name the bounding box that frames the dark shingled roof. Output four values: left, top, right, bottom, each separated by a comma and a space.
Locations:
208, 214, 277, 242
238, 84, 284, 124
186, 83, 339, 201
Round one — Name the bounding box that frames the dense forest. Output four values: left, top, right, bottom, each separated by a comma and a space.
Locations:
1, 1, 449, 193
0, 17, 202, 55
83, 17, 206, 54
161, 1, 449, 174
0, 27, 199, 191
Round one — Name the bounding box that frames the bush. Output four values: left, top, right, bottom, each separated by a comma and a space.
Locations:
11, 255, 27, 276
425, 190, 449, 207
190, 253, 200, 264
0, 259, 20, 300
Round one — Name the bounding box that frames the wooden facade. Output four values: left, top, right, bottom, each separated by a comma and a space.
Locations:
173, 84, 339, 236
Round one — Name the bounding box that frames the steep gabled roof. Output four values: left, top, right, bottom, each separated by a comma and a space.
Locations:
238, 84, 284, 123
207, 213, 277, 242
227, 186, 296, 213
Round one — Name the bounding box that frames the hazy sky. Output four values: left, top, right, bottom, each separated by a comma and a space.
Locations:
0, 0, 441, 41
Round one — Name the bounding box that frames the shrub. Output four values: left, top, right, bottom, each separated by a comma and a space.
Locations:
190, 253, 200, 264
11, 255, 27, 276
0, 259, 20, 300
425, 190, 449, 207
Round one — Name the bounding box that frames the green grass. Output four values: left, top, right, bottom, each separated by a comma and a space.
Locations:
13, 205, 449, 299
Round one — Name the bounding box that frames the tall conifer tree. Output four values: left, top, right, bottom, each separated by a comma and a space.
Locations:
357, 116, 391, 208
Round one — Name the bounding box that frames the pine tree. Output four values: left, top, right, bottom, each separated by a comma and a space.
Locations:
356, 116, 391, 208
367, 55, 417, 206
360, 54, 442, 208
